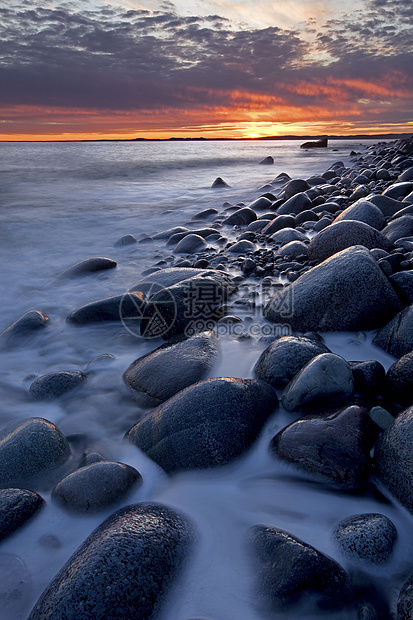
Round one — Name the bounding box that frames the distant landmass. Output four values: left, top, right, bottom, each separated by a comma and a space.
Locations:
131, 133, 413, 142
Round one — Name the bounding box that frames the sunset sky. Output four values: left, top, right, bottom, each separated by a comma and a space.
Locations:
1, 0, 412, 140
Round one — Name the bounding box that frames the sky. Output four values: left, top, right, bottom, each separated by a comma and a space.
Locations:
0, 0, 412, 140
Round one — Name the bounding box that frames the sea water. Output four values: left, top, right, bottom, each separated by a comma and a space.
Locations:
0, 139, 410, 619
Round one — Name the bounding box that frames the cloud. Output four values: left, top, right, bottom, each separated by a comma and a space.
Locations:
0, 0, 412, 136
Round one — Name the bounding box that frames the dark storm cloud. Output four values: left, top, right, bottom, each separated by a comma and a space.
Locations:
0, 0, 411, 114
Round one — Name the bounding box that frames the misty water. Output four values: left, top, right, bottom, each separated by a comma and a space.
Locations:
0, 139, 410, 618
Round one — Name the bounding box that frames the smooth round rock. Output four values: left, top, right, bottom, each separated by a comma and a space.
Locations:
259, 156, 274, 165
226, 239, 256, 254
249, 525, 352, 613
276, 192, 313, 216
126, 377, 277, 474
211, 177, 229, 188
28, 503, 194, 620
254, 335, 330, 389
52, 461, 142, 513
274, 240, 308, 259
0, 489, 44, 542
123, 331, 220, 406
386, 352, 413, 405
333, 513, 397, 564
29, 370, 87, 401
373, 305, 413, 357
284, 179, 310, 199
271, 405, 372, 490
270, 227, 307, 246
262, 214, 296, 235
152, 226, 189, 240
281, 353, 354, 413
333, 200, 385, 230
58, 257, 117, 278
383, 181, 413, 200
398, 573, 413, 619
131, 267, 231, 296
114, 234, 137, 247
174, 234, 207, 254
308, 220, 392, 262
351, 360, 386, 395
0, 418, 71, 488
67, 292, 146, 324
382, 215, 413, 244
222, 207, 257, 226
369, 194, 406, 217
0, 310, 49, 348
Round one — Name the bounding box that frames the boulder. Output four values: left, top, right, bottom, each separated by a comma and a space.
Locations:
270, 228, 307, 246
222, 207, 257, 226
300, 137, 328, 148
52, 461, 142, 513
211, 176, 229, 188
114, 234, 137, 247
398, 573, 413, 620
271, 405, 372, 490
284, 179, 310, 199
254, 336, 330, 389
29, 370, 87, 401
152, 226, 189, 240
308, 220, 392, 262
262, 214, 296, 235
68, 292, 146, 325
399, 166, 413, 182
126, 377, 277, 474
0, 310, 49, 348
281, 353, 354, 413
131, 267, 232, 296
249, 525, 352, 613
264, 246, 402, 332
123, 331, 220, 406
274, 240, 308, 259
375, 405, 413, 516
351, 360, 386, 396
259, 156, 274, 165
248, 196, 273, 211
381, 215, 413, 244
173, 234, 207, 254
226, 239, 256, 254
333, 513, 397, 564
0, 488, 44, 542
28, 503, 194, 619
276, 192, 313, 215
389, 272, 413, 304
373, 305, 413, 357
385, 352, 413, 405
0, 418, 70, 488
333, 200, 385, 230
368, 194, 406, 217
58, 257, 117, 278
383, 181, 413, 200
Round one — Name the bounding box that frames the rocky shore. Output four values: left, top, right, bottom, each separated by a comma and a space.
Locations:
1, 137, 413, 618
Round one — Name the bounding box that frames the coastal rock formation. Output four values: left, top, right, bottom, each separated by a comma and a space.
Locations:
0, 488, 44, 542
0, 310, 49, 348
29, 370, 87, 400
67, 292, 146, 324
333, 513, 397, 564
300, 137, 328, 148
373, 305, 413, 357
58, 256, 117, 278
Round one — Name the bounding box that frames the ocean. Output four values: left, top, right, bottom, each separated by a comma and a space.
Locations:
0, 139, 409, 618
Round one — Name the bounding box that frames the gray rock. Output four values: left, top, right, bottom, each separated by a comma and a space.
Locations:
254, 335, 330, 389
368, 194, 406, 217
114, 234, 137, 247
383, 181, 413, 200
58, 257, 117, 278
259, 156, 274, 165
382, 215, 413, 244
376, 168, 391, 181
193, 207, 218, 219
173, 234, 207, 254
131, 267, 232, 296
281, 353, 354, 413
211, 176, 229, 187
0, 418, 70, 488
29, 370, 87, 401
140, 273, 236, 340
274, 240, 308, 259
249, 525, 352, 612
389, 271, 413, 303
222, 207, 257, 226
126, 377, 277, 474
248, 196, 273, 211
123, 331, 220, 406
270, 227, 307, 246
0, 488, 44, 542
399, 166, 413, 182
284, 179, 310, 199
262, 214, 296, 235
28, 503, 194, 619
374, 406, 413, 514
52, 461, 142, 513
333, 200, 385, 230
333, 513, 397, 564
152, 226, 189, 240
308, 220, 392, 262
226, 239, 256, 254
398, 573, 413, 620
271, 405, 372, 490
0, 310, 49, 349
67, 292, 146, 324
264, 246, 402, 332
385, 352, 413, 405
351, 360, 386, 395
373, 305, 413, 357
276, 192, 313, 215
246, 219, 271, 232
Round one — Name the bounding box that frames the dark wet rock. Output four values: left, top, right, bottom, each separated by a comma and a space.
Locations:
399, 166, 413, 182
123, 331, 220, 406
114, 234, 137, 247
78, 449, 106, 467
398, 573, 413, 620
259, 156, 274, 165
368, 405, 394, 431
281, 353, 354, 413
271, 405, 372, 490
374, 406, 413, 513
284, 179, 311, 199
351, 360, 386, 396
382, 215, 413, 244
0, 418, 70, 488
246, 219, 271, 233
126, 377, 277, 474
373, 305, 413, 357
52, 461, 142, 513
139, 273, 236, 340
383, 181, 413, 200
265, 246, 402, 332
152, 226, 189, 240
333, 513, 397, 564
211, 176, 229, 188
222, 207, 257, 226
308, 220, 392, 262
174, 234, 208, 254
0, 310, 49, 349
306, 175, 327, 185
274, 240, 308, 259
270, 227, 307, 246
254, 335, 330, 389
295, 209, 318, 225
0, 489, 44, 542
28, 503, 194, 620
385, 352, 413, 405
193, 207, 219, 219
249, 525, 352, 613
248, 196, 273, 211
226, 239, 256, 254
29, 370, 87, 401
68, 292, 146, 325
369, 194, 406, 217
262, 214, 295, 235
389, 271, 413, 303
58, 257, 117, 279
0, 554, 33, 619
333, 200, 385, 230
376, 168, 392, 181
131, 266, 231, 296
276, 192, 313, 216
